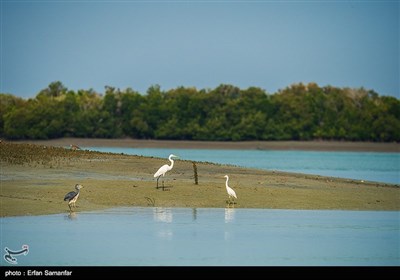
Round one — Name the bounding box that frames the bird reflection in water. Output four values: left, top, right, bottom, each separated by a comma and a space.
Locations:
153, 207, 173, 223
65, 212, 77, 221
224, 208, 235, 223
153, 207, 173, 240
224, 208, 235, 241
192, 208, 197, 221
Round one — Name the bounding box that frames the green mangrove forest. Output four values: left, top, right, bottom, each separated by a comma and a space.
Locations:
1, 81, 399, 142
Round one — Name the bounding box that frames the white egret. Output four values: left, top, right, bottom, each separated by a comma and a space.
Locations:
154, 154, 179, 190
224, 175, 237, 207
64, 184, 84, 211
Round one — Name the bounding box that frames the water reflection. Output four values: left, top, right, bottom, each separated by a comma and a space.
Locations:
64, 212, 77, 221
157, 229, 173, 240
2, 207, 398, 266
192, 208, 197, 221
153, 207, 173, 223
224, 208, 235, 223
153, 207, 173, 241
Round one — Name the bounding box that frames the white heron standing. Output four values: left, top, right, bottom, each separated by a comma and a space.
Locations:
154, 154, 179, 190
64, 184, 84, 211
224, 175, 237, 207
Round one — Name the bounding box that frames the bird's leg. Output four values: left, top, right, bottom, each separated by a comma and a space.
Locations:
162, 179, 165, 191
156, 176, 161, 189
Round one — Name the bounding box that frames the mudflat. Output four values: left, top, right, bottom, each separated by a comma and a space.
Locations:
1, 139, 399, 217
13, 137, 400, 152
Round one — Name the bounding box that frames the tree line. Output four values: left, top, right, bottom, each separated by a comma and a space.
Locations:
1, 81, 399, 142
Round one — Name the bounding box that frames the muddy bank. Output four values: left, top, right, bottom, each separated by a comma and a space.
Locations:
12, 137, 400, 152
1, 141, 399, 217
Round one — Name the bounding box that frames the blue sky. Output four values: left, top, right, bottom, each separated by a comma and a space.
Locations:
1, 0, 399, 98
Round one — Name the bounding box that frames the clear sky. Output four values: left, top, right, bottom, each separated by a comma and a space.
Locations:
1, 0, 399, 98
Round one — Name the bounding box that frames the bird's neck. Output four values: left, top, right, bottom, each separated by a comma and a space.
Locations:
225, 177, 229, 188
169, 159, 174, 169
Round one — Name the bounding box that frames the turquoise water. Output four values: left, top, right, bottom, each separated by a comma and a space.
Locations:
86, 147, 400, 184
1, 207, 399, 266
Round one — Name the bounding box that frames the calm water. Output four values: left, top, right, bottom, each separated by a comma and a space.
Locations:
1, 207, 399, 266
86, 147, 400, 184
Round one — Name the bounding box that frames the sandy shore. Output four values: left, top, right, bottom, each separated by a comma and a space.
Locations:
1, 140, 399, 217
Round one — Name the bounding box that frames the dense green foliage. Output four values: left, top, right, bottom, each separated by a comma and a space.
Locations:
1, 81, 399, 141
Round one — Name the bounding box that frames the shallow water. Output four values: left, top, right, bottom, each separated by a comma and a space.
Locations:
86, 147, 400, 184
1, 207, 399, 266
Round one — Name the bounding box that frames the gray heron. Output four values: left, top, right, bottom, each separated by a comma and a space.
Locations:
64, 184, 84, 211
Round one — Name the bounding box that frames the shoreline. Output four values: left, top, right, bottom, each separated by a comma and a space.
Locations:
1, 142, 399, 217
11, 137, 400, 152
